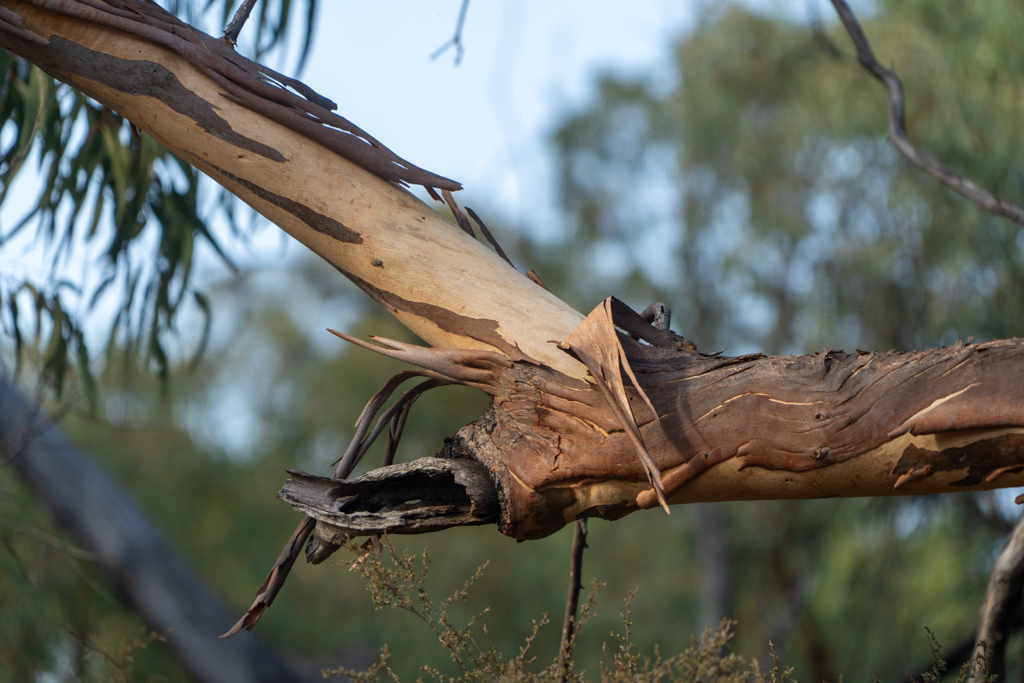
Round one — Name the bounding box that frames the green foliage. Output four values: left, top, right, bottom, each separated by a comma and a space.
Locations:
552, 0, 1024, 354
0, 0, 319, 402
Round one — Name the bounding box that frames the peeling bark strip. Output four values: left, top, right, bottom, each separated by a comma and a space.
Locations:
0, 0, 458, 190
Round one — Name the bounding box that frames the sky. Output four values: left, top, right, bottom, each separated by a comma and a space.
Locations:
292, 1, 694, 235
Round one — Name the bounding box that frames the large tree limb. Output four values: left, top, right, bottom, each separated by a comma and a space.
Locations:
285, 299, 1024, 540
0, 0, 587, 380
3, 0, 1024, 562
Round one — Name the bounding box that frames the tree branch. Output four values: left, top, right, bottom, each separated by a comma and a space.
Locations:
829, 0, 1024, 228
558, 519, 587, 683
430, 0, 471, 66
221, 0, 257, 47
0, 374, 319, 682
970, 515, 1024, 683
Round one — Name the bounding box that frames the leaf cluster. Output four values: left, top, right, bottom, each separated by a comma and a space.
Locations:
0, 0, 320, 402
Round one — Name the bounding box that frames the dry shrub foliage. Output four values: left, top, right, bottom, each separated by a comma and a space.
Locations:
67, 626, 168, 683
328, 538, 997, 683
327, 537, 788, 683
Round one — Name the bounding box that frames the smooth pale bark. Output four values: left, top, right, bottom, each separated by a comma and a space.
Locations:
2, 0, 1024, 544
0, 0, 586, 378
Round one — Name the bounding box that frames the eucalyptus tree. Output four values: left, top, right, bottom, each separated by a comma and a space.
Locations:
2, 0, 1024, 680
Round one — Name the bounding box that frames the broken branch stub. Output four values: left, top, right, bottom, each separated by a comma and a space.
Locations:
280, 457, 499, 551
284, 299, 1024, 541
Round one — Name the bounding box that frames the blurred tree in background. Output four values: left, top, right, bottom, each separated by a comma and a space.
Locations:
2, 0, 1024, 681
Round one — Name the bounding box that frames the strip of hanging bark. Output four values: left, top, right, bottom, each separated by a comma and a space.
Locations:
559, 298, 670, 511
7, 0, 461, 192
225, 367, 454, 637
465, 206, 516, 269
969, 516, 1024, 683
442, 189, 475, 237
220, 516, 315, 639
279, 457, 499, 539
829, 0, 1024, 228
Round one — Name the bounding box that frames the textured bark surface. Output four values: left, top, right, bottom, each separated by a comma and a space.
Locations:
348, 298, 1024, 539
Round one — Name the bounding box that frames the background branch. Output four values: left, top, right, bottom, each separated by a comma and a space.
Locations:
829, 0, 1024, 228
221, 0, 258, 46
430, 0, 471, 65
970, 515, 1024, 683
558, 519, 588, 683
0, 374, 317, 683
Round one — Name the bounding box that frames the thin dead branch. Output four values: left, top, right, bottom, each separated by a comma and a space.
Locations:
430, 0, 471, 66
829, 0, 1024, 228
969, 514, 1024, 683
221, 0, 257, 46
558, 519, 588, 683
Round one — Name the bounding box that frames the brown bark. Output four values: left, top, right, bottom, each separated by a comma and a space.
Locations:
2, 1, 1024, 547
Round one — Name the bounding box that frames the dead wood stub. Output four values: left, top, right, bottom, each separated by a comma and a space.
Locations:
279, 458, 499, 544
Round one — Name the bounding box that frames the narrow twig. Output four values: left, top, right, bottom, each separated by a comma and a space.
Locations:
430, 0, 471, 66
969, 514, 1024, 683
466, 206, 516, 269
221, 0, 258, 47
0, 515, 98, 560
829, 0, 1024, 228
558, 519, 588, 682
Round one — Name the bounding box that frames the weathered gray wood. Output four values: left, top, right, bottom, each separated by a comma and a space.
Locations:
970, 515, 1024, 683
0, 375, 319, 683
279, 457, 498, 546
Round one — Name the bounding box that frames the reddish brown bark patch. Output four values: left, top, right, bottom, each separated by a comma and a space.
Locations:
893, 435, 1024, 488
211, 166, 363, 244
